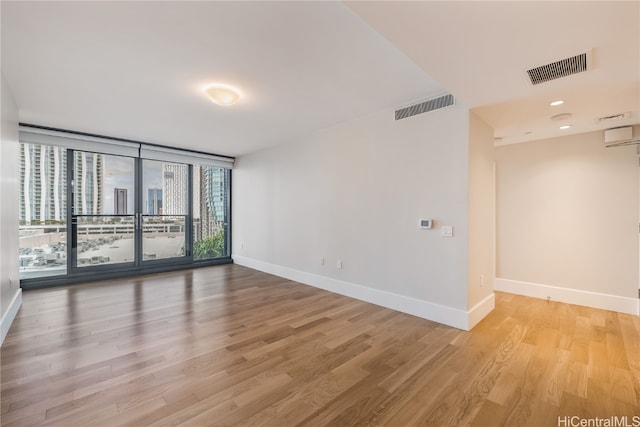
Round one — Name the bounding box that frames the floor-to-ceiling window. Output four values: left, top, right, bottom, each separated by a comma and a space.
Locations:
192, 164, 230, 260
18, 126, 233, 288
19, 143, 68, 279
141, 159, 188, 262
73, 152, 136, 268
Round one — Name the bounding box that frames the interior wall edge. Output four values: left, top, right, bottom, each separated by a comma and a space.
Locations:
467, 292, 495, 329
1, 72, 21, 338
0, 289, 21, 346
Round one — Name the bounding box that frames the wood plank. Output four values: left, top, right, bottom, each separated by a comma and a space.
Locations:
2, 265, 639, 426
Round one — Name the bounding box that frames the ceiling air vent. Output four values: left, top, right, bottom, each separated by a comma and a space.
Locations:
395, 94, 455, 121
526, 51, 592, 85
597, 112, 631, 123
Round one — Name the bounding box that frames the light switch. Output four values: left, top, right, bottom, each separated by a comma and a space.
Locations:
441, 225, 453, 237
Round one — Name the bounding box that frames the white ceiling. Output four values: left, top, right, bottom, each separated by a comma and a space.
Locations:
2, 1, 639, 155
347, 1, 640, 146
1, 1, 443, 156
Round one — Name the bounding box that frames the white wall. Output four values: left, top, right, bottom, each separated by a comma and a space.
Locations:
467, 113, 495, 315
233, 104, 497, 329
495, 127, 640, 314
1, 73, 22, 344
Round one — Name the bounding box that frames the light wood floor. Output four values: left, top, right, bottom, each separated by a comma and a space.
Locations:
1, 265, 639, 426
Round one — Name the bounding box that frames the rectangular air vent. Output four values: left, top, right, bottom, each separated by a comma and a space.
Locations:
395, 94, 455, 121
526, 51, 592, 85
598, 112, 631, 123
604, 126, 632, 143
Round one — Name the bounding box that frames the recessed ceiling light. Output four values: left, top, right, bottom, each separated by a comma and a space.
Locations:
204, 84, 241, 106
550, 100, 564, 106
559, 125, 572, 130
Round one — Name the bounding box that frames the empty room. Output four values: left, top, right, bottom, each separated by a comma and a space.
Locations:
1, 1, 639, 426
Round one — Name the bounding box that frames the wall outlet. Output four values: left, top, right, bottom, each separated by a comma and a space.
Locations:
337, 260, 343, 269
480, 274, 485, 287
320, 257, 325, 266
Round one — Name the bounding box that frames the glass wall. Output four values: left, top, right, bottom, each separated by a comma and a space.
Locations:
193, 165, 230, 260
142, 159, 188, 261
74, 152, 136, 267
18, 134, 232, 285
19, 143, 67, 279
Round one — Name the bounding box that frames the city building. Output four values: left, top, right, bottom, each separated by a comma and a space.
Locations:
73, 152, 104, 215
161, 163, 187, 215
113, 188, 127, 215
21, 147, 105, 219
19, 143, 66, 222
147, 188, 162, 215
203, 167, 226, 223
194, 165, 227, 242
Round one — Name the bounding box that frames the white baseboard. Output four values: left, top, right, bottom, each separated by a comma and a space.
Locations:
495, 278, 639, 315
468, 293, 495, 329
1, 289, 22, 346
233, 255, 494, 331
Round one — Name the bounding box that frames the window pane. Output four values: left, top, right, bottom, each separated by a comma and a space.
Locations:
77, 216, 135, 266
19, 143, 67, 279
142, 159, 187, 215
73, 152, 134, 215
142, 216, 186, 260
193, 165, 229, 260
142, 159, 187, 261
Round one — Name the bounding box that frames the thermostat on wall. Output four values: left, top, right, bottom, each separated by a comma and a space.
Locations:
419, 219, 432, 229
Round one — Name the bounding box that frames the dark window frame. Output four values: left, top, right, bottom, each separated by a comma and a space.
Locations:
19, 129, 233, 290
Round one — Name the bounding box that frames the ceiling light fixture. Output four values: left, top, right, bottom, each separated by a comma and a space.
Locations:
551, 113, 572, 121
204, 84, 241, 106
550, 100, 564, 106
559, 125, 572, 130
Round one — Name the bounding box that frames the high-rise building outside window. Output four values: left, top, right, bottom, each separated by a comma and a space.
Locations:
73, 152, 104, 215
20, 143, 67, 222
193, 165, 229, 260
114, 188, 128, 215
162, 163, 187, 215
19, 143, 67, 278
147, 188, 162, 215
18, 130, 232, 285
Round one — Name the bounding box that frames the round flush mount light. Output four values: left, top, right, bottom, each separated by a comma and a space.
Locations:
559, 125, 572, 130
550, 100, 564, 106
204, 84, 241, 106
